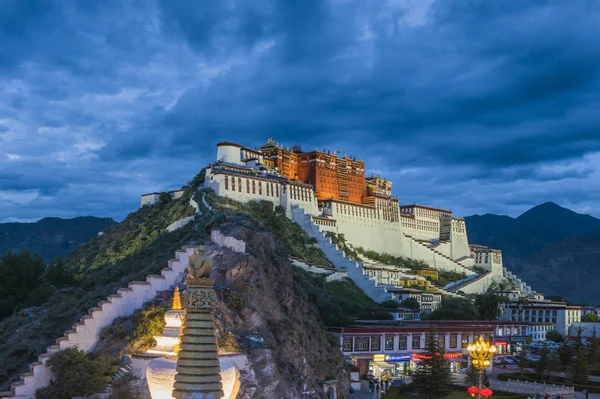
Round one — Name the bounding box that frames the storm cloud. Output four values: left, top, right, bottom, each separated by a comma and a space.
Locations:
1, 0, 600, 222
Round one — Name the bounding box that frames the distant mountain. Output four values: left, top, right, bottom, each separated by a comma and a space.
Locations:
0, 216, 117, 262
465, 202, 600, 303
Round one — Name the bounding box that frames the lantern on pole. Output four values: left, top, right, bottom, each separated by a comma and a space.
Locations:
467, 386, 479, 397
467, 337, 497, 399
481, 387, 493, 397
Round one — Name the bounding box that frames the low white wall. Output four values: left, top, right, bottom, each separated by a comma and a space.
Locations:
6, 246, 198, 399
211, 230, 246, 253
166, 216, 195, 232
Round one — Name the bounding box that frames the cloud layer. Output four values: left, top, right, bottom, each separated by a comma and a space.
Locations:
1, 0, 600, 222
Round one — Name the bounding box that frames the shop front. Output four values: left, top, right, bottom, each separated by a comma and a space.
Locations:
371, 352, 465, 377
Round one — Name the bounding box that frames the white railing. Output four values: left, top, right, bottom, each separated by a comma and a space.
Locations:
490, 378, 575, 397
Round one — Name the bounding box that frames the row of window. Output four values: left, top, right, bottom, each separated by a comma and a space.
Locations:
224, 175, 280, 197
342, 334, 473, 352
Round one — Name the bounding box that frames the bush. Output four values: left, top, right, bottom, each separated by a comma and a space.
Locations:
126, 304, 168, 353
159, 192, 171, 203
36, 348, 114, 399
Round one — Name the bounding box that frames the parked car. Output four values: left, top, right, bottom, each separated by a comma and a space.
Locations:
390, 379, 406, 387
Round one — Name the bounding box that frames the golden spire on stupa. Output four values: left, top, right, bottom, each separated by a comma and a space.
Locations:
172, 286, 182, 310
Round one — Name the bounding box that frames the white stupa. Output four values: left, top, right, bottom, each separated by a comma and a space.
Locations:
141, 287, 242, 399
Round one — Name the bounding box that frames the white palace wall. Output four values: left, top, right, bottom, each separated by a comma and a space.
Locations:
5, 246, 198, 399
328, 202, 407, 257
205, 170, 318, 217
450, 218, 470, 260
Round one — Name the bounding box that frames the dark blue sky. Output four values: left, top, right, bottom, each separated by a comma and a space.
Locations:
1, 0, 600, 222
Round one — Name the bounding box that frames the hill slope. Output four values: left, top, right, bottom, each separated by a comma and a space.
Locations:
0, 216, 117, 262
0, 188, 355, 398
465, 202, 600, 302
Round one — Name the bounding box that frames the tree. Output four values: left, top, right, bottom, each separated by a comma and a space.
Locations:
0, 250, 46, 318
413, 326, 452, 398
35, 348, 114, 399
535, 343, 559, 382
380, 299, 401, 308
582, 313, 600, 322
567, 330, 589, 385
423, 297, 479, 320
535, 343, 551, 381
547, 330, 564, 342
588, 329, 599, 364
400, 297, 420, 310
475, 293, 506, 320
158, 192, 171, 203
44, 257, 75, 287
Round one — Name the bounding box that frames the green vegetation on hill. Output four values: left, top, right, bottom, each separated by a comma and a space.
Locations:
205, 191, 333, 266
422, 293, 508, 321
35, 348, 114, 399
0, 191, 201, 390
293, 268, 392, 326
0, 216, 117, 262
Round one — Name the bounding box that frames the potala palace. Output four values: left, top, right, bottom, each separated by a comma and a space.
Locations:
145, 139, 535, 300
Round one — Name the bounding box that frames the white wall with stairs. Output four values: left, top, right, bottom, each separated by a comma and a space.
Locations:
292, 206, 391, 303
3, 246, 198, 399
404, 235, 475, 276
290, 206, 507, 297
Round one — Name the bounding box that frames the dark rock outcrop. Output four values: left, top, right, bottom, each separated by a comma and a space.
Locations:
208, 217, 350, 399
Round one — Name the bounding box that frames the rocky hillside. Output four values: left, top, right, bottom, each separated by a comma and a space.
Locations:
0, 216, 117, 262
0, 190, 198, 390
208, 215, 350, 398
0, 186, 358, 398
465, 202, 600, 303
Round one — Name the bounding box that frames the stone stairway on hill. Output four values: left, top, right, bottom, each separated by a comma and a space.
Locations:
445, 271, 492, 293
291, 206, 391, 303
4, 246, 199, 399
291, 207, 472, 301
112, 364, 133, 381
403, 234, 475, 276
503, 267, 534, 294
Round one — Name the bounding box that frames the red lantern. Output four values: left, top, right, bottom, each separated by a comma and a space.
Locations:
481, 387, 493, 397
467, 386, 479, 397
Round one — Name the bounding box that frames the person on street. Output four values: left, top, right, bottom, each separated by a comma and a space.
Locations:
369, 380, 375, 395
375, 383, 380, 397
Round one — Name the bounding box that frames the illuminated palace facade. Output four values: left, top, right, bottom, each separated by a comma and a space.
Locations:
202, 139, 491, 276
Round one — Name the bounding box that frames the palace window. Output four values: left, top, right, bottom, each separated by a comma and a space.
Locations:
412, 335, 421, 349
259, 182, 262, 195
238, 178, 242, 192
232, 177, 236, 191
461, 335, 469, 348
225, 176, 229, 190
438, 334, 446, 349
267, 183, 270, 196
371, 336, 381, 351
450, 334, 458, 348
247, 179, 250, 193
355, 337, 369, 351
276, 184, 279, 196
385, 335, 394, 351
252, 181, 256, 194
343, 338, 353, 352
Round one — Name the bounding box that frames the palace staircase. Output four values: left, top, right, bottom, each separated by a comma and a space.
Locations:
290, 206, 510, 297
291, 206, 475, 301
403, 235, 475, 276
291, 206, 392, 302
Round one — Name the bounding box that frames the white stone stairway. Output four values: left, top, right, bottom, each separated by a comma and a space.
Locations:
404, 235, 475, 276
503, 267, 534, 294
291, 206, 392, 303
5, 246, 199, 399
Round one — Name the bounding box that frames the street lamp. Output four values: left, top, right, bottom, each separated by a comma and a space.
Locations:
467, 336, 497, 399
